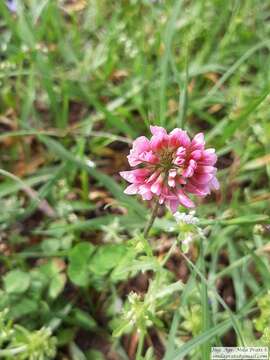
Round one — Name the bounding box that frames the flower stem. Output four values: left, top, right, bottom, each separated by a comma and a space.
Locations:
0, 346, 27, 357
136, 331, 145, 360
143, 198, 159, 238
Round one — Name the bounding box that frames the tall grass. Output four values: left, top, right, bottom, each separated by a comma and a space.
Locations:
0, 0, 270, 359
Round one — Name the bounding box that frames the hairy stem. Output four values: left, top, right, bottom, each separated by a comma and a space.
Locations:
143, 199, 159, 238
0, 346, 27, 357
136, 331, 145, 360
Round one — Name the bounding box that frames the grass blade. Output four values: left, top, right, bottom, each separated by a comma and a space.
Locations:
39, 135, 146, 218
159, 0, 183, 126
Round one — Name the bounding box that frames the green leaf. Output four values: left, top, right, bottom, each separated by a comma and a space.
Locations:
68, 242, 95, 287
71, 308, 97, 330
3, 270, 31, 294
166, 317, 243, 360
69, 342, 87, 360
199, 215, 270, 226
39, 135, 146, 219
243, 154, 270, 170
10, 297, 39, 319
41, 238, 61, 253
36, 215, 144, 237
86, 350, 105, 360
163, 311, 180, 359
57, 328, 76, 346
0, 173, 51, 198
159, 0, 184, 126
112, 318, 132, 338
150, 281, 184, 302
49, 273, 66, 299
112, 257, 160, 279
110, 247, 139, 282
89, 244, 127, 277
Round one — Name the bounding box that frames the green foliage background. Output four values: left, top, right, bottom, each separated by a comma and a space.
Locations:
0, 0, 270, 359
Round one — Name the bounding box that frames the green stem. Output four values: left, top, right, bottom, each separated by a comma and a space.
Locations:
200, 238, 210, 360
136, 331, 145, 360
135, 200, 159, 359
180, 251, 245, 346
161, 240, 177, 267
18, 251, 68, 258
143, 199, 159, 238
0, 346, 27, 357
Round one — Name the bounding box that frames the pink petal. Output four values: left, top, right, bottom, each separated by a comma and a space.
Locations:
127, 154, 141, 167
168, 169, 177, 187
174, 147, 186, 166
138, 184, 153, 200
191, 150, 202, 160
146, 170, 161, 184
141, 191, 153, 200
176, 146, 186, 157
124, 184, 139, 195
149, 126, 170, 150
192, 172, 214, 184
133, 136, 151, 152
169, 169, 177, 177
150, 125, 168, 136
167, 199, 180, 213
209, 176, 220, 190
182, 159, 197, 178
174, 157, 185, 166
169, 129, 190, 147
150, 174, 164, 195
175, 176, 186, 185
192, 132, 205, 148
151, 182, 162, 195
127, 136, 151, 166
150, 134, 169, 151
177, 190, 195, 208
139, 150, 159, 164
159, 197, 165, 204
199, 148, 217, 165
185, 183, 209, 197
120, 169, 150, 183
196, 165, 216, 174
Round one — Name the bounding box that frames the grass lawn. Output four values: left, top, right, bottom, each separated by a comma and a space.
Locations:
0, 1, 270, 359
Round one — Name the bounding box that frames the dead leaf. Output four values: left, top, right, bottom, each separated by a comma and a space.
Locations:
205, 72, 219, 83
209, 104, 223, 114
62, 0, 87, 13
0, 109, 18, 146
250, 193, 270, 203
188, 79, 195, 94
14, 154, 46, 177
110, 69, 129, 84
53, 258, 66, 272
168, 99, 178, 115
89, 190, 109, 201
243, 154, 270, 170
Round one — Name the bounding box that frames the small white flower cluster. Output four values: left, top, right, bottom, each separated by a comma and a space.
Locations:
174, 210, 199, 225
173, 211, 200, 253
20, 43, 52, 54
0, 61, 16, 70
86, 159, 95, 168
124, 292, 141, 326
128, 291, 141, 305
182, 233, 193, 248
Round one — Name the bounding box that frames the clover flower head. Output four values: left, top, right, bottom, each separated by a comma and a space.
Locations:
174, 210, 199, 225
120, 126, 219, 212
